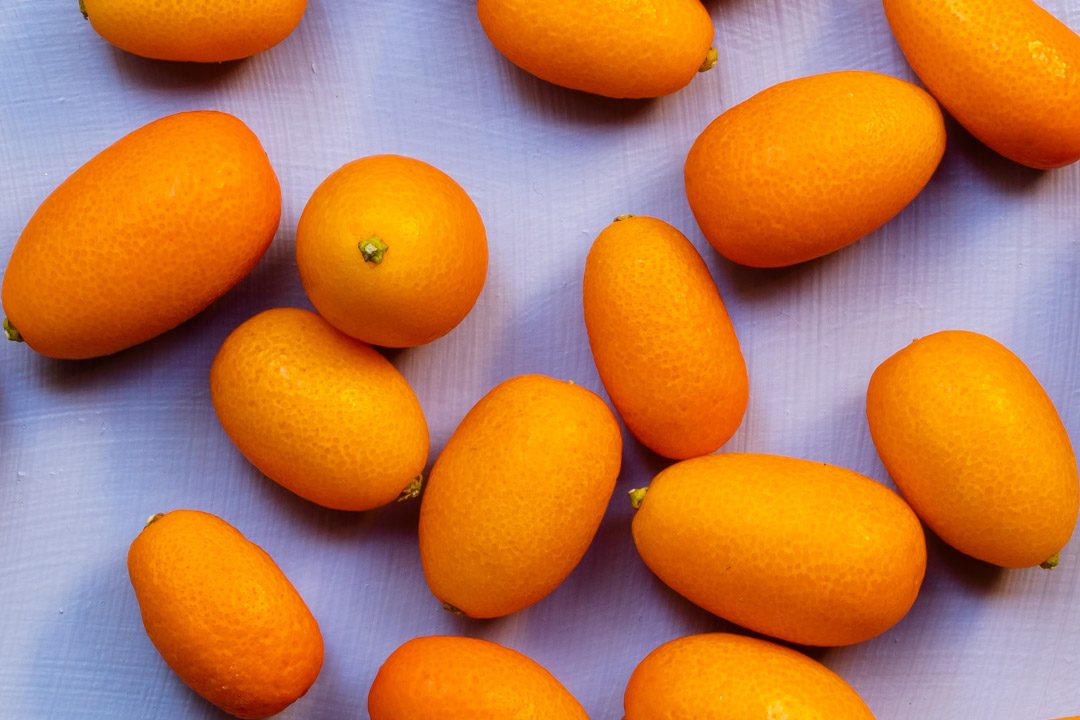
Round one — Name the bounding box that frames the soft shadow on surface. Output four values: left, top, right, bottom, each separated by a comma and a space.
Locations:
941, 115, 1046, 194
715, 253, 832, 303
32, 334, 168, 394
436, 606, 512, 638
377, 346, 406, 365
234, 448, 438, 544
109, 49, 244, 90
503, 62, 657, 128
715, 623, 835, 664
241, 463, 378, 537
29, 312, 217, 395
924, 528, 1005, 594
619, 433, 675, 489
701, 0, 756, 9
636, 568, 735, 633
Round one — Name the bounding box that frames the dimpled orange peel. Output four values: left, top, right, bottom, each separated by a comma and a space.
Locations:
1, 111, 280, 359
368, 636, 587, 719
419, 374, 622, 618
127, 510, 323, 719
210, 308, 429, 511
883, 0, 1080, 169
684, 70, 945, 267
583, 215, 747, 459
296, 154, 488, 348
624, 633, 876, 719
630, 453, 926, 646
867, 330, 1079, 568
477, 0, 716, 98
81, 0, 307, 62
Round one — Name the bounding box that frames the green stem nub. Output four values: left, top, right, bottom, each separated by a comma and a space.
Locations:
359, 235, 388, 265
3, 318, 23, 343
628, 487, 648, 510
698, 47, 718, 73
79, 0, 88, 19
1040, 553, 1061, 570
397, 475, 423, 502
441, 602, 465, 617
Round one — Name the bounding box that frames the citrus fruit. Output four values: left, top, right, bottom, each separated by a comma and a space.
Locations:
884, 0, 1080, 169
81, 0, 307, 62
631, 453, 926, 646
624, 633, 876, 719
1, 111, 280, 359
583, 215, 747, 459
369, 636, 587, 719
419, 374, 622, 618
684, 70, 945, 267
477, 0, 715, 98
128, 510, 323, 719
866, 330, 1079, 567
210, 308, 429, 511
296, 154, 487, 348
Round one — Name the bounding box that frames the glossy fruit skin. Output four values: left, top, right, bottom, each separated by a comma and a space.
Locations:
128, 510, 323, 719
583, 216, 747, 459
82, 0, 306, 62
477, 0, 714, 98
1, 111, 280, 359
632, 453, 926, 646
883, 0, 1080, 169
210, 308, 429, 511
684, 71, 945, 267
419, 374, 622, 618
624, 633, 876, 719
866, 330, 1079, 568
296, 155, 487, 348
368, 636, 587, 719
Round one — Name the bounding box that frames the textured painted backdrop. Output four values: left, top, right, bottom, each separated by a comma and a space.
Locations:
1, 1, 1079, 717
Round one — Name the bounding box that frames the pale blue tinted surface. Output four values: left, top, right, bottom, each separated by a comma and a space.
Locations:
1, 1, 1079, 718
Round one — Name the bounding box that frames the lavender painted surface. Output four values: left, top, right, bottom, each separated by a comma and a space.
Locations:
1, 0, 1079, 717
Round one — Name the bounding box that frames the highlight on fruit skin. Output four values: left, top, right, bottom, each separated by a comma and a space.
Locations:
624, 633, 876, 719
419, 374, 622, 618
81, 0, 308, 62
866, 330, 1079, 568
477, 0, 716, 98
127, 510, 323, 719
883, 0, 1080, 169
368, 636, 587, 719
583, 215, 748, 459
210, 307, 430, 511
1, 110, 280, 359
684, 70, 945, 267
631, 453, 927, 647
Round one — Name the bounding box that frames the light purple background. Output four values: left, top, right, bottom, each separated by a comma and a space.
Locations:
2, 1, 1079, 717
